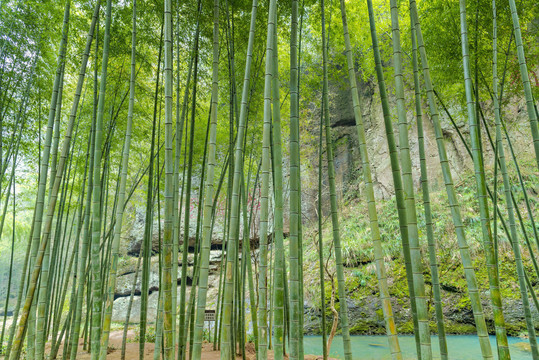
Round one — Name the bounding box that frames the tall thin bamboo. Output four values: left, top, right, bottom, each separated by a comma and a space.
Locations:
409, 1, 493, 358
162, 0, 174, 356
8, 2, 100, 357
38, 63, 67, 355
140, 28, 162, 360
288, 0, 302, 357
457, 2, 510, 358
99, 1, 136, 357
178, 18, 200, 360
69, 99, 96, 360
365, 3, 423, 357
321, 1, 352, 359
27, 2, 70, 357
492, 0, 538, 357
257, 0, 276, 355
410, 16, 447, 360
120, 247, 143, 360
219, 0, 257, 356
196, 0, 253, 359
0, 93, 28, 350
241, 172, 259, 357
172, 0, 201, 345
89, 0, 112, 357
270, 8, 286, 360
61, 127, 90, 360
339, 1, 402, 357
296, 6, 305, 355
317, 105, 327, 360
2, 58, 41, 355
387, 2, 432, 357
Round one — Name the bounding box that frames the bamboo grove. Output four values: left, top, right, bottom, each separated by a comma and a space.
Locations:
0, 0, 538, 359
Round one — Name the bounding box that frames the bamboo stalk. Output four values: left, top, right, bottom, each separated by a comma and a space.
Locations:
409, 2, 493, 358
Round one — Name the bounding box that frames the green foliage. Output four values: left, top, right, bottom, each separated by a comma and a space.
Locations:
303, 161, 539, 335
1, 0, 537, 233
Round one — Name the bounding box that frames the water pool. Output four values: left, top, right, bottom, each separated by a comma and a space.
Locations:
302, 335, 533, 359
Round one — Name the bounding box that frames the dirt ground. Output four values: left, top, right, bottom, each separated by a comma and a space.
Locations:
51, 330, 329, 360
0, 318, 330, 359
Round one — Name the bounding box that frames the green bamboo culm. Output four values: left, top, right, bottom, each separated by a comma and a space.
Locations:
74, 25, 101, 358
179, 22, 197, 360
339, 0, 402, 358
163, 0, 174, 356
99, 1, 137, 357
257, 0, 277, 357
270, 7, 286, 359
1, 180, 16, 353
366, 1, 422, 357
410, 15, 448, 360
8, 1, 101, 358
186, 97, 209, 360
171, 0, 193, 345
457, 1, 510, 358
387, 1, 432, 358
140, 26, 162, 360
45, 70, 68, 353
255, 0, 284, 357
296, 6, 305, 356
174, 8, 200, 356
190, 0, 221, 357
321, 0, 352, 359
69, 87, 97, 360
257, 136, 270, 355
27, 2, 71, 358
288, 0, 302, 357
90, 1, 112, 358
240, 168, 260, 357
492, 0, 538, 357
216, 0, 257, 358
219, 0, 256, 356
507, 0, 539, 169
317, 105, 327, 360
409, 1, 493, 358
34, 4, 71, 359
239, 2, 261, 357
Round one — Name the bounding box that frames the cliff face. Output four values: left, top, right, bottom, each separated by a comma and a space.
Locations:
299, 76, 461, 222
299, 72, 534, 220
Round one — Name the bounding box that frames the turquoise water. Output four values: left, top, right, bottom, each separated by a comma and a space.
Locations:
303, 335, 533, 359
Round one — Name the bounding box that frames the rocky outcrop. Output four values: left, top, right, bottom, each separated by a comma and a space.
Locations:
303, 292, 539, 336
111, 251, 223, 322
113, 249, 224, 297
111, 273, 221, 322
125, 207, 265, 256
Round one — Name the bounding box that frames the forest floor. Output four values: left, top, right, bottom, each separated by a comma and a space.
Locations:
49, 329, 331, 360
